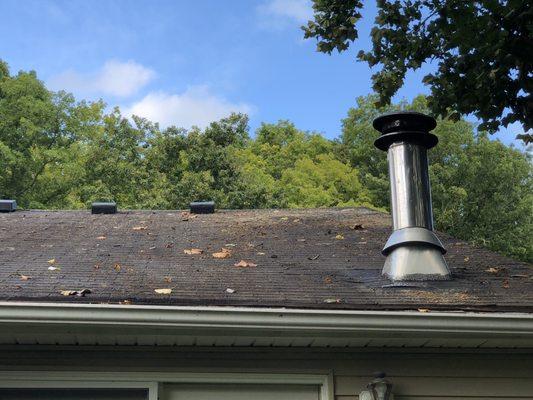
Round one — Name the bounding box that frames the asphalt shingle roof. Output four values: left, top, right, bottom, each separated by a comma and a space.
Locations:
0, 207, 531, 311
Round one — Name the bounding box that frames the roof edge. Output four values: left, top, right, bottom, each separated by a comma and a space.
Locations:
1, 302, 532, 348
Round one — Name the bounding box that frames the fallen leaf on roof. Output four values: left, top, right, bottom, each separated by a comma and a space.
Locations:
464, 256, 470, 262
119, 300, 132, 305
96, 236, 106, 240
308, 254, 320, 260
226, 288, 236, 294
184, 248, 203, 255
47, 259, 56, 264
486, 267, 500, 274
323, 298, 342, 304
335, 234, 344, 240
47, 266, 60, 271
94, 264, 100, 270
297, 238, 306, 242
502, 279, 510, 289
234, 260, 257, 268
280, 217, 289, 221
132, 226, 147, 231
113, 263, 121, 272
417, 308, 430, 313
60, 289, 91, 297
225, 243, 237, 247
20, 275, 31, 281
213, 248, 232, 259
324, 276, 333, 284
293, 218, 300, 223
154, 288, 172, 294
164, 276, 172, 283
165, 242, 174, 248
351, 224, 364, 230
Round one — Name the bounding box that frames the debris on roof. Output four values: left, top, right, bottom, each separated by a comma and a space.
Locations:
0, 208, 531, 312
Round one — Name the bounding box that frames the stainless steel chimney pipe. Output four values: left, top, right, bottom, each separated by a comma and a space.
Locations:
373, 112, 450, 281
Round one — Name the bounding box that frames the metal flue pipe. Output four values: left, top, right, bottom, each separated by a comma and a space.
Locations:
373, 112, 450, 281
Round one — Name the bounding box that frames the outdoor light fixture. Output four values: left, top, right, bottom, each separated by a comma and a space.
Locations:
359, 373, 394, 400
373, 111, 450, 281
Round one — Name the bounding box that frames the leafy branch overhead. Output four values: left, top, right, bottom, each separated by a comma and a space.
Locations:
303, 0, 533, 141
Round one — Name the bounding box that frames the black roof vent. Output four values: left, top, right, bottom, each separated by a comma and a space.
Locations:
91, 202, 117, 214
0, 200, 17, 212
190, 201, 215, 214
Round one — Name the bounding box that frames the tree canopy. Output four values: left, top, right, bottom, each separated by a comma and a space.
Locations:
0, 61, 531, 262
303, 0, 533, 142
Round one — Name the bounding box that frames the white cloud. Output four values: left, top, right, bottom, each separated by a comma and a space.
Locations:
257, 0, 313, 30
48, 60, 155, 97
123, 86, 254, 129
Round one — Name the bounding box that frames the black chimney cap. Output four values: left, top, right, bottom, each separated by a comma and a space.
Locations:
373, 111, 438, 151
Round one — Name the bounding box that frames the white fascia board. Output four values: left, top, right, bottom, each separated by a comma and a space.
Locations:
0, 302, 532, 347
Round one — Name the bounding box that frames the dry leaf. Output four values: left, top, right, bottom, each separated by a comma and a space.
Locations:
502, 279, 510, 289
114, 263, 121, 272
60, 289, 91, 297
132, 226, 147, 231
418, 308, 430, 313
47, 266, 60, 271
226, 288, 236, 294
165, 242, 174, 248
297, 238, 306, 242
486, 267, 500, 274
335, 234, 344, 240
184, 248, 203, 255
20, 275, 31, 281
154, 288, 172, 294
213, 248, 232, 259
224, 243, 237, 247
464, 256, 470, 262
164, 276, 172, 283
257, 252, 266, 255
47, 258, 56, 264
119, 300, 132, 305
323, 298, 342, 304
96, 236, 106, 240
234, 260, 257, 268
280, 217, 289, 221
324, 276, 333, 284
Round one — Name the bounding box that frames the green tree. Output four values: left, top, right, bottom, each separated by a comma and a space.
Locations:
303, 0, 533, 140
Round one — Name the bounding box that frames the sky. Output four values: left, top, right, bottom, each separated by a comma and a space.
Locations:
0, 0, 525, 147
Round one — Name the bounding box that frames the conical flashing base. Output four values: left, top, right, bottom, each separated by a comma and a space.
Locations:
381, 227, 451, 281
383, 245, 450, 281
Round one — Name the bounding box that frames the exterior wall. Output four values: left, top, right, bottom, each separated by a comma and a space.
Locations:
0, 346, 532, 399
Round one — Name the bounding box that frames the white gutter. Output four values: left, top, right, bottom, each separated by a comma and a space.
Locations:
0, 302, 532, 348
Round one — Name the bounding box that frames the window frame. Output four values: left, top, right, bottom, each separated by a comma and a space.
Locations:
0, 371, 334, 400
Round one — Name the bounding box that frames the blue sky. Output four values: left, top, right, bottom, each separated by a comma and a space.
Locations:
0, 0, 525, 146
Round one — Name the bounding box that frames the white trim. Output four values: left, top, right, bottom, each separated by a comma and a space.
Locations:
0, 302, 532, 348
0, 372, 333, 400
